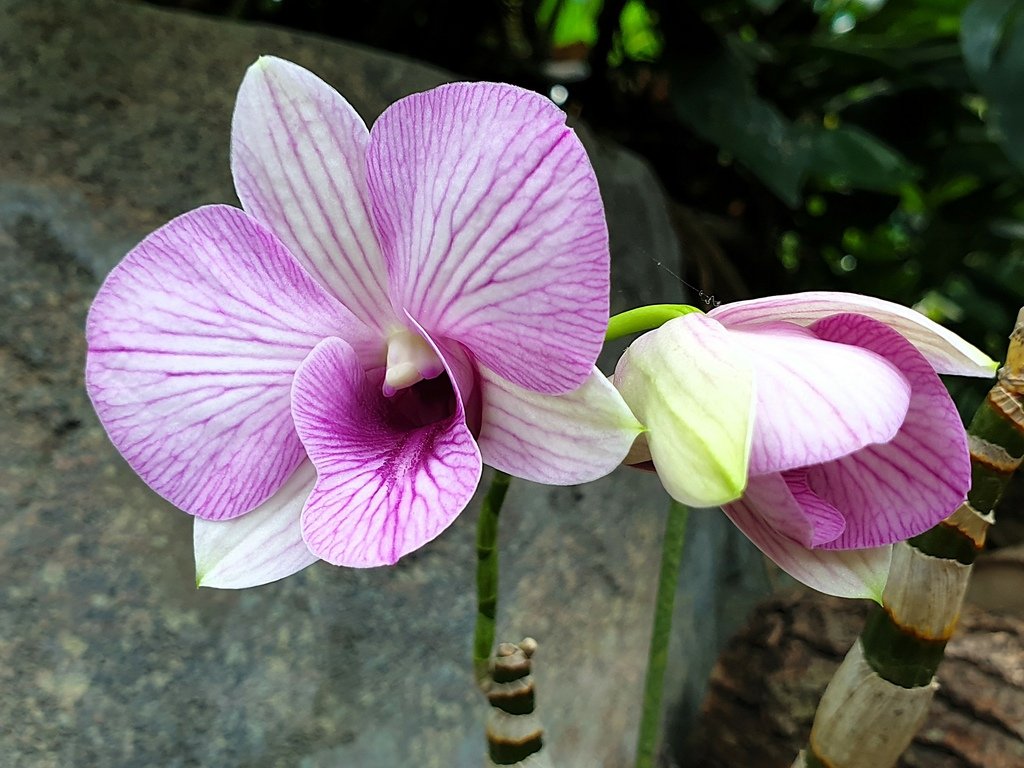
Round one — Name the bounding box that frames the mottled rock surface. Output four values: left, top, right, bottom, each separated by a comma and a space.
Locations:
0, 2, 770, 766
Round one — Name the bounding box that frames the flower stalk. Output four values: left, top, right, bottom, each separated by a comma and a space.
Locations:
793, 307, 1024, 768
636, 500, 690, 768
475, 470, 512, 688
605, 304, 701, 342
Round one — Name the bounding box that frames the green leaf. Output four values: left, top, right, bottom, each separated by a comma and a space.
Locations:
671, 50, 812, 207
961, 0, 1016, 72
808, 125, 920, 192
961, 0, 1024, 173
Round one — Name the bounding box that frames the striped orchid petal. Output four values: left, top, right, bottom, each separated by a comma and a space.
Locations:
723, 495, 891, 601
86, 205, 374, 521
291, 337, 481, 567
710, 291, 997, 377
232, 56, 394, 333
89, 59, 623, 581
737, 473, 846, 549
729, 321, 911, 476
477, 366, 643, 485
612, 313, 756, 507
807, 314, 971, 549
366, 82, 609, 395
195, 460, 319, 589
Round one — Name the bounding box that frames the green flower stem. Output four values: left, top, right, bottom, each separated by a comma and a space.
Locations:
636, 500, 690, 768
797, 309, 1024, 768
474, 470, 512, 688
606, 304, 702, 342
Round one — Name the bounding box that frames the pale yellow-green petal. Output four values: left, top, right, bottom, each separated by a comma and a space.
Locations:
612, 313, 755, 506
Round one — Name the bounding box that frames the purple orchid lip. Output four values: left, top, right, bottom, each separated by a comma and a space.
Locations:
89, 56, 643, 584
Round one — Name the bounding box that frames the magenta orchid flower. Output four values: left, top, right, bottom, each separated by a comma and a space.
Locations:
86, 57, 641, 587
613, 292, 997, 600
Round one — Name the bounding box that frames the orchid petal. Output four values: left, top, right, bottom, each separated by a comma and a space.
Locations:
232, 56, 394, 332
367, 82, 608, 394
722, 497, 891, 601
807, 314, 971, 549
86, 205, 372, 520
477, 366, 643, 485
612, 314, 755, 507
710, 291, 997, 376
291, 338, 481, 566
728, 322, 911, 476
739, 473, 846, 549
195, 460, 319, 589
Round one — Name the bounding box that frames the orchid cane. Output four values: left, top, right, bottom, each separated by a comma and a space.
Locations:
85, 57, 641, 587
793, 307, 1024, 768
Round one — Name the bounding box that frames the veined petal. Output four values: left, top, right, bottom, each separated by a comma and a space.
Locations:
807, 314, 971, 549
291, 338, 482, 567
740, 473, 846, 549
86, 205, 373, 520
232, 56, 394, 331
367, 82, 608, 395
722, 498, 891, 601
612, 314, 755, 507
195, 460, 319, 589
477, 366, 643, 485
710, 291, 997, 377
729, 322, 911, 476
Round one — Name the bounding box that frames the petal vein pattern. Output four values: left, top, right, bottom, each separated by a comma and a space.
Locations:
710, 291, 997, 376
477, 365, 643, 485
367, 82, 609, 394
86, 205, 373, 520
722, 497, 891, 600
729, 322, 911, 476
292, 338, 481, 567
806, 314, 971, 549
232, 56, 394, 330
195, 459, 319, 588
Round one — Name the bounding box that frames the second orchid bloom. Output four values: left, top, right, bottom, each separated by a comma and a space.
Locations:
613, 292, 997, 599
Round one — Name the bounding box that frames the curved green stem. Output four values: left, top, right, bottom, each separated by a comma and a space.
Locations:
474, 470, 512, 688
636, 500, 690, 768
606, 304, 703, 342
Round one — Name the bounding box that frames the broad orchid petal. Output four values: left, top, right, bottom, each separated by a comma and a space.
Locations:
291, 338, 482, 567
722, 497, 891, 600
367, 82, 609, 394
613, 314, 755, 507
729, 322, 911, 476
710, 291, 997, 377
86, 205, 372, 520
232, 56, 394, 332
807, 314, 971, 549
194, 460, 319, 589
477, 366, 644, 485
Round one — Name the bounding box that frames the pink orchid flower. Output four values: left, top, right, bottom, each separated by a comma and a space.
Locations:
613, 292, 997, 600
86, 57, 641, 587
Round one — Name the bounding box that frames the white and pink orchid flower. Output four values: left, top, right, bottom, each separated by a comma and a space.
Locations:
613, 292, 998, 600
86, 57, 641, 587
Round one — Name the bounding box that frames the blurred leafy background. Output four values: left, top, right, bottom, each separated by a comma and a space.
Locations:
146, 0, 1024, 412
